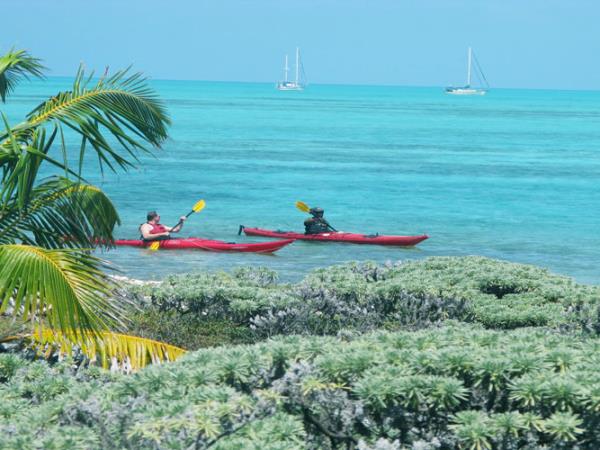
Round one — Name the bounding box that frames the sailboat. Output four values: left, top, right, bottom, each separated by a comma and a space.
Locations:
446, 47, 489, 95
276, 47, 305, 91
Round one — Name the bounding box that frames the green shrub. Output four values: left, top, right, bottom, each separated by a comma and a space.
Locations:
122, 257, 600, 352
382, 257, 600, 328
6, 257, 600, 447
128, 309, 254, 350
2, 323, 600, 449
0, 354, 26, 383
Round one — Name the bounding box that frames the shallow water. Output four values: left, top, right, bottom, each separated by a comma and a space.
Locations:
4, 79, 600, 282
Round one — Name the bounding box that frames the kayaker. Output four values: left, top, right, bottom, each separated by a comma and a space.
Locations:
304, 207, 335, 234
140, 211, 186, 241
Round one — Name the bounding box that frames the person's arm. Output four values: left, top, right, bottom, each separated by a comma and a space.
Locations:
319, 217, 336, 232
168, 216, 187, 233
140, 223, 170, 240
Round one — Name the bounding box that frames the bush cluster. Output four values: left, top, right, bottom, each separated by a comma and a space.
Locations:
379, 257, 600, 330
127, 257, 600, 350
4, 257, 600, 448
1, 324, 600, 449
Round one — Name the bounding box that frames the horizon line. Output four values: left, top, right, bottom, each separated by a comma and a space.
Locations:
38, 75, 600, 94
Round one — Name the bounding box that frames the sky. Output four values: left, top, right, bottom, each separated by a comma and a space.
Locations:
2, 0, 599, 90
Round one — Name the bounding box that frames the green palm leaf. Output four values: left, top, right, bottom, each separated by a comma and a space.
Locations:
5, 65, 170, 173
0, 48, 45, 102
0, 244, 124, 335
0, 124, 65, 206
0, 177, 120, 248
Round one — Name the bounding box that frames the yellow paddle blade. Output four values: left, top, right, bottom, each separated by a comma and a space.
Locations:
149, 241, 160, 251
295, 200, 310, 213
192, 199, 206, 213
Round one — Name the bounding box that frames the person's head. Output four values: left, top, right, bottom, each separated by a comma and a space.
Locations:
147, 211, 160, 223
310, 207, 324, 218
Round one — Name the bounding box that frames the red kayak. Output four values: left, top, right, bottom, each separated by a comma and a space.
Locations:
114, 237, 294, 253
240, 226, 428, 246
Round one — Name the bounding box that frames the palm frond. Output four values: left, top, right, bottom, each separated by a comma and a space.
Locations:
0, 116, 85, 209
0, 245, 125, 335
0, 123, 61, 207
8, 328, 186, 371
0, 177, 120, 248
0, 48, 45, 102
4, 65, 170, 174
0, 112, 26, 171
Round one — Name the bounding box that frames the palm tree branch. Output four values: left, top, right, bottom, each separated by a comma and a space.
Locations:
1, 65, 169, 176
0, 245, 125, 335
3, 328, 186, 371
0, 48, 45, 102
1, 139, 85, 208
28, 88, 140, 127
25, 67, 169, 141
0, 177, 120, 248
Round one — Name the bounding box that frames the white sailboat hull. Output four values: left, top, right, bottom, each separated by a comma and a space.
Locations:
276, 82, 304, 91
446, 88, 486, 96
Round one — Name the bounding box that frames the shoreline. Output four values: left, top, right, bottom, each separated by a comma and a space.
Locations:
108, 254, 599, 288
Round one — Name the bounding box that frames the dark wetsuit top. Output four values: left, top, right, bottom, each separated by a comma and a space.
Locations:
304, 217, 330, 235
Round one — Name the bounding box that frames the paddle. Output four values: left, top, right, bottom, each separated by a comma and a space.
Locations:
295, 200, 337, 232
295, 200, 311, 214
149, 199, 206, 251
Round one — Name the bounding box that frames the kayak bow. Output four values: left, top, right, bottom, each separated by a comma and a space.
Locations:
240, 226, 428, 246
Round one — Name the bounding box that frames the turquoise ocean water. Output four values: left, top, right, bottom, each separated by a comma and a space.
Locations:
4, 78, 600, 283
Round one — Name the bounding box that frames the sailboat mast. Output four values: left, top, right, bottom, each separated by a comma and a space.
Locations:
284, 55, 289, 82
467, 47, 472, 87
295, 47, 300, 84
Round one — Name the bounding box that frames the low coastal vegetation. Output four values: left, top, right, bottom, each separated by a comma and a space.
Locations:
2, 321, 599, 448
127, 257, 600, 349
2, 256, 600, 449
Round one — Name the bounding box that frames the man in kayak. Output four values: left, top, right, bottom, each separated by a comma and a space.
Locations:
140, 211, 187, 241
304, 207, 335, 234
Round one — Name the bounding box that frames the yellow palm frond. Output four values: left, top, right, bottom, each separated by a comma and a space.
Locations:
15, 328, 186, 371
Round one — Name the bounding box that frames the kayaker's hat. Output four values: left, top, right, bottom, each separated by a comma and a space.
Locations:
310, 207, 324, 217
147, 211, 159, 221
